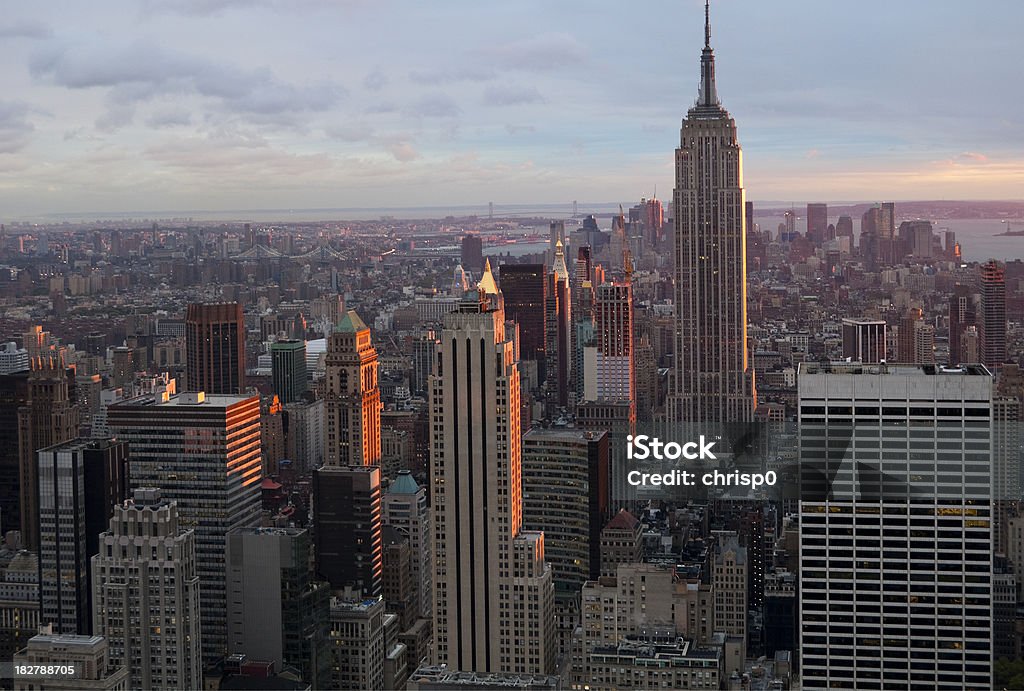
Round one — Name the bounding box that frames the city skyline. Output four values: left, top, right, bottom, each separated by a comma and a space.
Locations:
1, 0, 1022, 219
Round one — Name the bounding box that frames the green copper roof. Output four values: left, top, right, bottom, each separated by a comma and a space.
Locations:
389, 470, 420, 495
336, 310, 368, 333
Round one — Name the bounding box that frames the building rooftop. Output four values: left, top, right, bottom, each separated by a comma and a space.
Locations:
604, 508, 640, 531
337, 309, 368, 334
799, 362, 991, 377
408, 665, 560, 688
388, 469, 421, 495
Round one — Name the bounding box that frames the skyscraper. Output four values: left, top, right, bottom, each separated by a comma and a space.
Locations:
92, 488, 202, 691
313, 464, 383, 598
107, 390, 263, 665
806, 203, 828, 245
498, 264, 547, 364
270, 338, 308, 404
841, 318, 886, 364
670, 1, 755, 426
546, 243, 572, 408
382, 470, 432, 620
798, 362, 992, 689
37, 439, 128, 635
521, 428, 608, 589
324, 310, 381, 467
19, 355, 80, 551
948, 284, 973, 365
461, 234, 483, 274
185, 302, 246, 395
980, 260, 1007, 370
226, 527, 331, 686
430, 274, 555, 674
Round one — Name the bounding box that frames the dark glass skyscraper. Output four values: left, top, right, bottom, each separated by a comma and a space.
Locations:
186, 302, 246, 394
499, 264, 547, 363
270, 338, 308, 404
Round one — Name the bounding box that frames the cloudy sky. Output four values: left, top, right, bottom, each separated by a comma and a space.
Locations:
1, 0, 1022, 219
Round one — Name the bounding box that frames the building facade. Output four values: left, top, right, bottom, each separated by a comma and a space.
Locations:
107, 391, 263, 665
798, 362, 992, 689
669, 2, 755, 426
430, 275, 555, 674
185, 302, 246, 395
91, 488, 201, 691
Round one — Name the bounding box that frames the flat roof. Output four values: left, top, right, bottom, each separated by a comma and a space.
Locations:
799, 362, 991, 377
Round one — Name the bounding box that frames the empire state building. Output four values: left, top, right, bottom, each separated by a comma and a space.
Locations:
670, 0, 755, 426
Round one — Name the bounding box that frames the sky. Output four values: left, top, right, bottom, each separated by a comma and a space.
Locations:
0, 0, 1022, 219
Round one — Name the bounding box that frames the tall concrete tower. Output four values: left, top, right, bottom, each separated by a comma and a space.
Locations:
430, 267, 555, 674
670, 0, 755, 426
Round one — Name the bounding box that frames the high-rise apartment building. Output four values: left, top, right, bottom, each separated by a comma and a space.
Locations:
91, 488, 202, 691
37, 439, 128, 635
430, 277, 555, 674
980, 260, 1007, 370
382, 470, 432, 619
712, 532, 748, 665
185, 302, 246, 395
584, 283, 635, 403
948, 284, 973, 365
324, 310, 381, 466
670, 1, 755, 426
226, 527, 331, 686
841, 318, 887, 364
798, 362, 992, 689
18, 356, 79, 551
498, 264, 547, 364
270, 339, 308, 404
107, 391, 263, 665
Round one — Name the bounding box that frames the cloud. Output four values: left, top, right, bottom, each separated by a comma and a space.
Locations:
325, 123, 374, 142
387, 141, 419, 162
96, 105, 136, 133
0, 21, 52, 39
29, 41, 346, 118
407, 93, 460, 118
955, 151, 988, 164
145, 109, 193, 128
144, 130, 335, 179
484, 33, 588, 72
140, 0, 369, 16
363, 70, 388, 92
408, 68, 495, 85
505, 124, 536, 135
0, 101, 37, 154
484, 85, 545, 107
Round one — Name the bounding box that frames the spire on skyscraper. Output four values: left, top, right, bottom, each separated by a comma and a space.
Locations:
552, 239, 570, 282
697, 0, 720, 110
478, 257, 499, 295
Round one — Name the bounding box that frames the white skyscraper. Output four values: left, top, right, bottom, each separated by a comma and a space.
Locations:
430, 267, 555, 674
91, 488, 202, 691
798, 363, 992, 689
